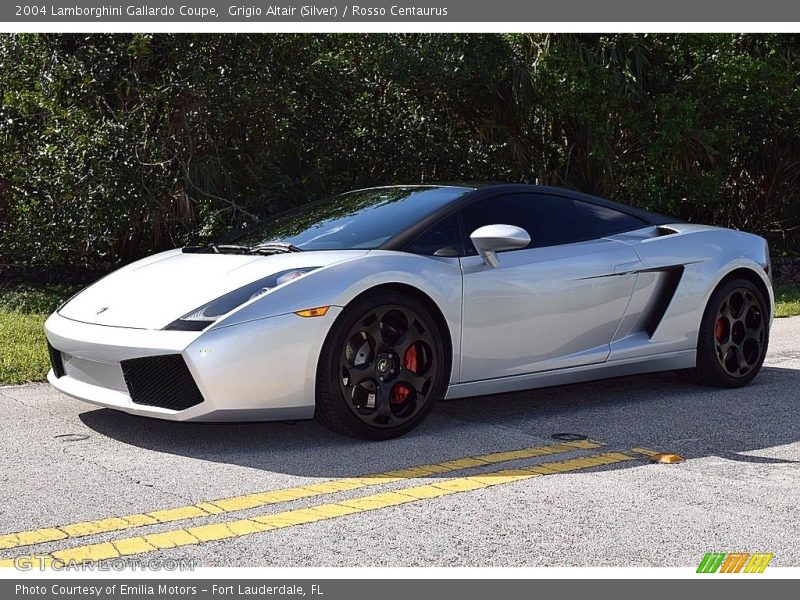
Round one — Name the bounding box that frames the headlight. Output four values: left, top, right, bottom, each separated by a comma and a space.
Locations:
164, 268, 319, 331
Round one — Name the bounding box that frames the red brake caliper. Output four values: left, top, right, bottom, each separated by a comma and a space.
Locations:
715, 318, 726, 342
403, 343, 418, 373
391, 344, 419, 405
391, 383, 413, 405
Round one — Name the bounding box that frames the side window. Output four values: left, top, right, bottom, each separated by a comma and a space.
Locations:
405, 214, 463, 256
460, 193, 592, 253
573, 201, 647, 237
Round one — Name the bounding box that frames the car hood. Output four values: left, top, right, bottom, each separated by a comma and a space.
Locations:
58, 249, 368, 329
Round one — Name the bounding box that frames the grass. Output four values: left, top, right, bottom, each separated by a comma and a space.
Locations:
1, 282, 799, 387
0, 284, 81, 386
0, 311, 54, 385
775, 285, 800, 318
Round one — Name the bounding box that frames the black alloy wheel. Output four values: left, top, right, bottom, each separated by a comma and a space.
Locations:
338, 304, 437, 428
683, 277, 769, 388
712, 286, 767, 378
315, 292, 447, 439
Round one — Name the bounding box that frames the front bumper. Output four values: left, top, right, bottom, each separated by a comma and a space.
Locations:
44, 308, 341, 421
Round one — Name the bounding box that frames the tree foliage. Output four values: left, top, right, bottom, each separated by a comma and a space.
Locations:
1, 33, 799, 267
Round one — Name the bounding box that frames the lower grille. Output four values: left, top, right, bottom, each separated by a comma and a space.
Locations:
47, 342, 65, 378
120, 354, 205, 411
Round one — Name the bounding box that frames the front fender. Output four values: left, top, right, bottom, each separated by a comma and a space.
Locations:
212, 251, 464, 383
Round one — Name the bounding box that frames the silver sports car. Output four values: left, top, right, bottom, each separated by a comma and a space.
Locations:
45, 184, 773, 439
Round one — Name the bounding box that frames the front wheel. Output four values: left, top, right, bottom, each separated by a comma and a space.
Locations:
684, 278, 769, 388
315, 291, 448, 439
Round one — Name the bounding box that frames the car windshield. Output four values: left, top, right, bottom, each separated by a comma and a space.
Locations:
220, 186, 472, 251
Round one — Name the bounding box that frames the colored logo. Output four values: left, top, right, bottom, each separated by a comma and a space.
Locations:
697, 552, 773, 573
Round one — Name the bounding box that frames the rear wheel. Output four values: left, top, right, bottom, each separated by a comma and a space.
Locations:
684, 278, 769, 387
315, 292, 447, 439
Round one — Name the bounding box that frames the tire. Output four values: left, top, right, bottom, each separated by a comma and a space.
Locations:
314, 291, 448, 440
683, 277, 769, 388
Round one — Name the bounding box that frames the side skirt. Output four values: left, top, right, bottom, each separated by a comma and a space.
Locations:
444, 349, 696, 400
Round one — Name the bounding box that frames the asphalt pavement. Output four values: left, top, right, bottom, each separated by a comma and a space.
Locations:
1, 318, 798, 568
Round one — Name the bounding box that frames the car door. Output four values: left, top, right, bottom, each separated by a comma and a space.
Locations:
458, 193, 644, 383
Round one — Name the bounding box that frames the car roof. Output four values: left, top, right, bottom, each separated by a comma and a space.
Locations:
361, 183, 674, 224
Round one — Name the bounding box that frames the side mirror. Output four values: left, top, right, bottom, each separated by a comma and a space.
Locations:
470, 224, 531, 268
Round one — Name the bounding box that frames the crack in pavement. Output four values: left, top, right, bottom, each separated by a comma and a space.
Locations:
59, 442, 199, 506
0, 385, 66, 421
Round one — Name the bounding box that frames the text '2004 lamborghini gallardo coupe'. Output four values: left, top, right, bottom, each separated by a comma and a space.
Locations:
45, 184, 773, 439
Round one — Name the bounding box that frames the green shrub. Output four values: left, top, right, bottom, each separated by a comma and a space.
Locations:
1, 33, 798, 269
0, 284, 82, 313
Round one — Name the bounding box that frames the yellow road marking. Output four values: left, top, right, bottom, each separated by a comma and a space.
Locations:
631, 447, 661, 457
0, 439, 601, 552
2, 450, 638, 567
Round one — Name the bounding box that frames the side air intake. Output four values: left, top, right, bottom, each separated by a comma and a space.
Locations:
642, 267, 684, 337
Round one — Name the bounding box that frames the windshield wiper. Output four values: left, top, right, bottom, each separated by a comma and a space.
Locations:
250, 242, 303, 254
184, 242, 303, 255
182, 244, 247, 254
213, 244, 254, 254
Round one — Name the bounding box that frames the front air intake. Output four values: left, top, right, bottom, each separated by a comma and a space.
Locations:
120, 354, 205, 411
47, 342, 65, 378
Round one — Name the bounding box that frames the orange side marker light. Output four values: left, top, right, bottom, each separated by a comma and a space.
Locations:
294, 306, 331, 318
